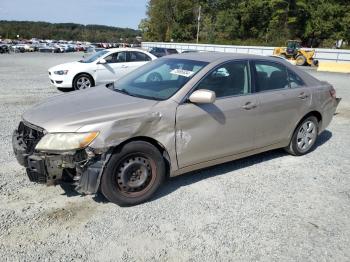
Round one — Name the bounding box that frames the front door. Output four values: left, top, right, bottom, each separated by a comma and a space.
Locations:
176, 61, 258, 168
95, 51, 129, 84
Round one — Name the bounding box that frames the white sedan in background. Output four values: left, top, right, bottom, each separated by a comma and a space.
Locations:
48, 48, 157, 90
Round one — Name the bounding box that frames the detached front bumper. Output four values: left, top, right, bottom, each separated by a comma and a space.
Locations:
12, 127, 109, 194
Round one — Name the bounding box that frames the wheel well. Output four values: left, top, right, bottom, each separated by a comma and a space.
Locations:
294, 111, 322, 133
73, 73, 95, 87
288, 111, 322, 144
304, 111, 322, 124
112, 136, 171, 177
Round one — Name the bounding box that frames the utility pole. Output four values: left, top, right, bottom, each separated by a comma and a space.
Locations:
196, 5, 201, 44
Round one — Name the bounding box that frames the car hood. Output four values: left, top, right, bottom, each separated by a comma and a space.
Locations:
22, 87, 159, 133
48, 61, 82, 72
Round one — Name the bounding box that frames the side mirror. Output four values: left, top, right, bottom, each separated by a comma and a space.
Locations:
98, 58, 107, 64
106, 82, 114, 88
189, 89, 216, 104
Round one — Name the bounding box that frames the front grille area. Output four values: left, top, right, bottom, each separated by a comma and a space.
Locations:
27, 167, 47, 183
18, 121, 44, 154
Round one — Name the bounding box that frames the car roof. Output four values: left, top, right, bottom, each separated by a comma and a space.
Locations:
152, 47, 177, 50
106, 48, 148, 53
165, 52, 285, 63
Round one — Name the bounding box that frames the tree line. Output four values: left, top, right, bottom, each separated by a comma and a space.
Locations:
139, 0, 350, 48
0, 21, 140, 42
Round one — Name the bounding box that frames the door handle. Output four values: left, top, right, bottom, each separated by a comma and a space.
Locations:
242, 102, 257, 110
298, 92, 309, 99
121, 65, 128, 68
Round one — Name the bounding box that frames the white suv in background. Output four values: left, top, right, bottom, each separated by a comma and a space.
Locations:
48, 48, 157, 90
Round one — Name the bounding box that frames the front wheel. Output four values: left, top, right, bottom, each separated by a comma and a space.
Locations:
296, 55, 306, 66
285, 116, 319, 156
73, 74, 94, 90
101, 141, 166, 206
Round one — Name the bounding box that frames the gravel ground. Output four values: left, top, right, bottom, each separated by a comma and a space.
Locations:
0, 53, 349, 262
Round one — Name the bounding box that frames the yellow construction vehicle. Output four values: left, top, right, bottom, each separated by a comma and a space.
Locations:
273, 40, 318, 66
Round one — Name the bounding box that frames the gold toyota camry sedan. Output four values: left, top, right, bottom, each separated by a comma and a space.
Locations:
13, 53, 340, 206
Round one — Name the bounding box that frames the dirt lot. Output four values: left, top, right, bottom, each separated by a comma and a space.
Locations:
0, 53, 349, 261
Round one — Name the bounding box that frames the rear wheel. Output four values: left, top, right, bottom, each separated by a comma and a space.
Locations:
285, 116, 318, 156
101, 141, 166, 206
73, 74, 94, 90
296, 55, 306, 66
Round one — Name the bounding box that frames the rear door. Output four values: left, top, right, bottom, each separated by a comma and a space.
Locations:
252, 60, 311, 148
126, 51, 153, 73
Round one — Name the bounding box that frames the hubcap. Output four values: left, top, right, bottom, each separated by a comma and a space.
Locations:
297, 121, 316, 151
116, 155, 156, 196
76, 76, 91, 89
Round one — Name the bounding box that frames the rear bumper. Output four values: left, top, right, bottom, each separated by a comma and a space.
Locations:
336, 97, 342, 107
320, 97, 341, 133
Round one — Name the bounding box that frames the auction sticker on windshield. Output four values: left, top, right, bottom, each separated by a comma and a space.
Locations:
170, 69, 195, 77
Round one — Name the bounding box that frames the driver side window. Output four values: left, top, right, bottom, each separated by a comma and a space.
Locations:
196, 61, 250, 98
104, 52, 127, 63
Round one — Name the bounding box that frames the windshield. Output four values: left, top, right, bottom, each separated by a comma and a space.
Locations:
113, 58, 208, 100
80, 50, 109, 63
287, 41, 300, 49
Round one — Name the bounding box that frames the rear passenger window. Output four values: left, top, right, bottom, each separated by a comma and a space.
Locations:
254, 61, 289, 92
288, 69, 305, 88
196, 61, 250, 98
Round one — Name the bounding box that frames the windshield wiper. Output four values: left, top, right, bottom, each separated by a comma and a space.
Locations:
114, 88, 162, 101
114, 88, 136, 97
129, 93, 163, 101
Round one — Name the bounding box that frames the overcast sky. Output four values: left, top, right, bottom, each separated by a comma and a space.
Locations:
0, 0, 148, 29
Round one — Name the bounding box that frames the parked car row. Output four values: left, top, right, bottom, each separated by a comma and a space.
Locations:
0, 38, 142, 54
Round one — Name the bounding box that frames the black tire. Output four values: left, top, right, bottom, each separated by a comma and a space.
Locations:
296, 55, 306, 66
73, 74, 94, 90
285, 116, 319, 156
101, 141, 166, 206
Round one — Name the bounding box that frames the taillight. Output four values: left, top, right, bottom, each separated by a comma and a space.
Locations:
329, 86, 336, 99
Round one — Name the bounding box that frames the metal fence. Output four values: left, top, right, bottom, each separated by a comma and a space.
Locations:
142, 42, 350, 62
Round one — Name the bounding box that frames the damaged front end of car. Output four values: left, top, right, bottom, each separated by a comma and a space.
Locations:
12, 121, 110, 194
